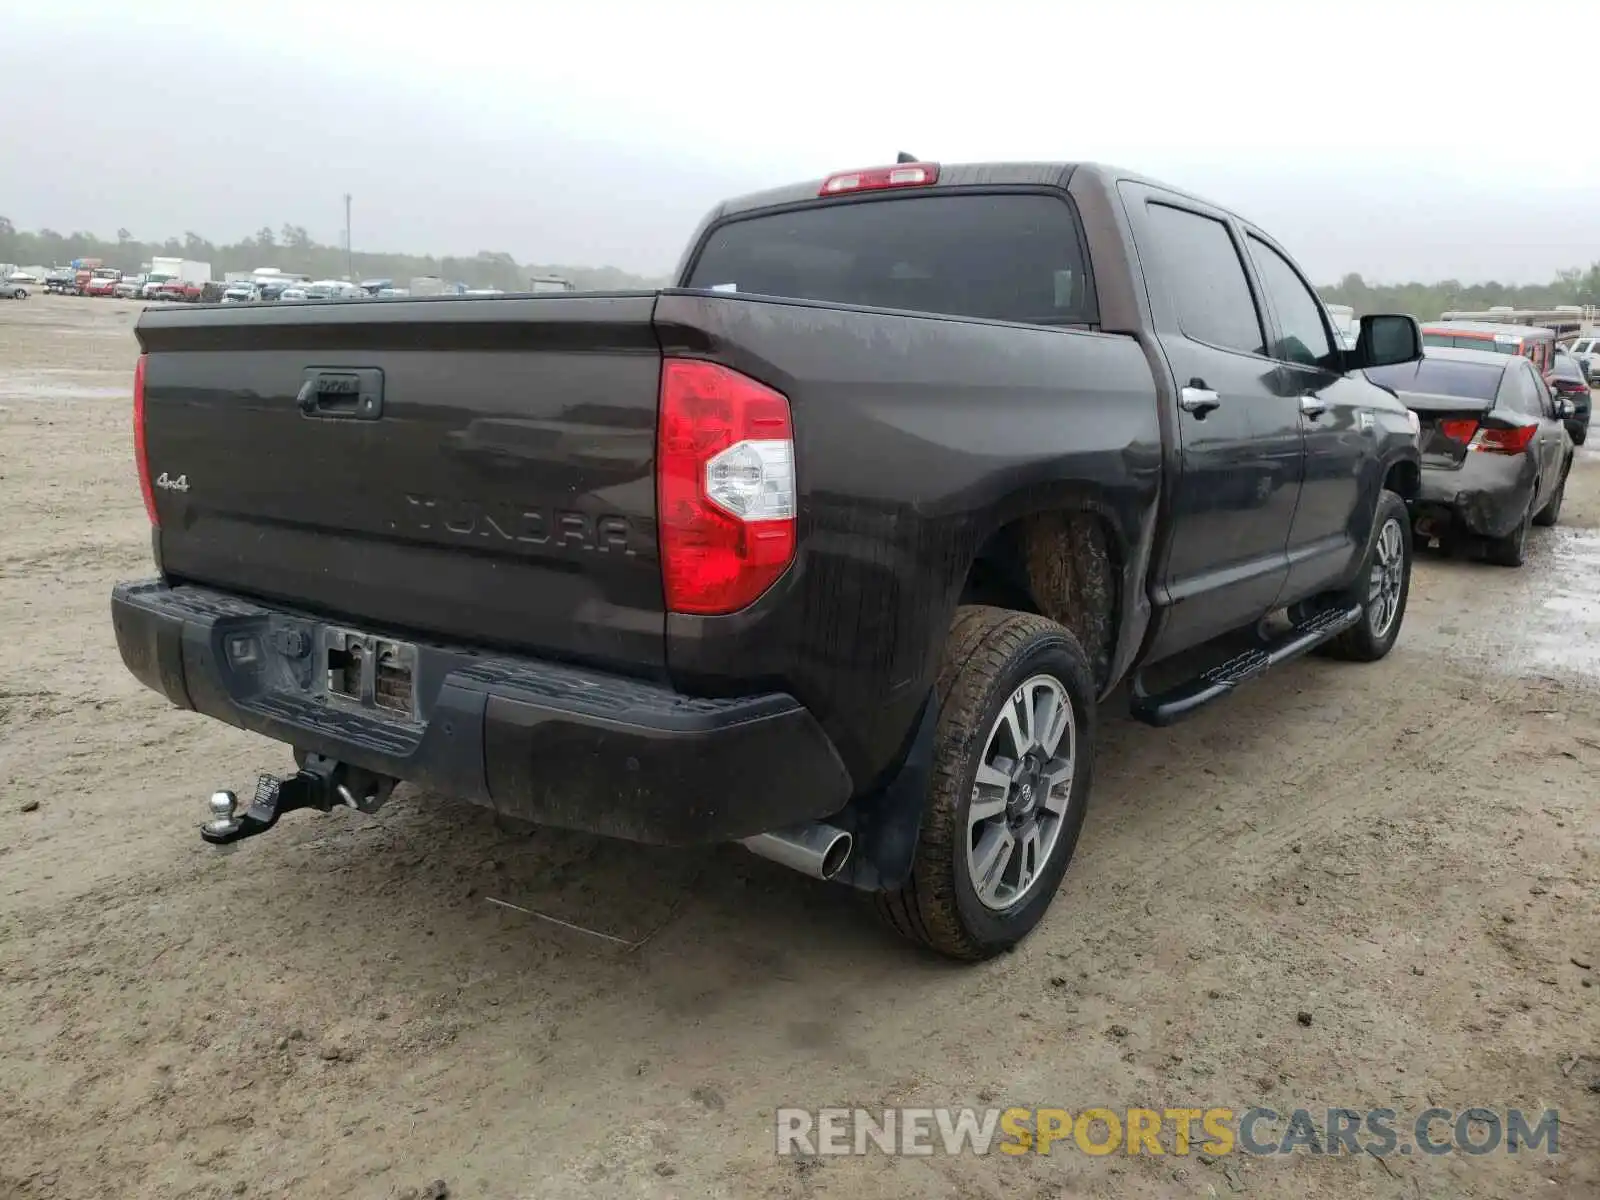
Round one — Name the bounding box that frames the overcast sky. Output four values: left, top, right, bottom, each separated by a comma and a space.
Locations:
5, 0, 1597, 283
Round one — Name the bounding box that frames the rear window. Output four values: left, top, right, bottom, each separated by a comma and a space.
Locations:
1551, 354, 1585, 381
1367, 358, 1503, 401
684, 193, 1094, 325
1422, 332, 1517, 354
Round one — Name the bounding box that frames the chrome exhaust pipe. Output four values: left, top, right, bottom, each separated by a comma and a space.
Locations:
740, 822, 854, 882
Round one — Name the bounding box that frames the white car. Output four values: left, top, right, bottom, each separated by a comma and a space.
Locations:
221, 284, 261, 304
1566, 336, 1600, 384
277, 288, 309, 303
304, 280, 364, 301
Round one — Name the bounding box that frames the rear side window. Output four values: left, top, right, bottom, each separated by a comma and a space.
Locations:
1507, 366, 1541, 415
1366, 358, 1503, 401
1143, 203, 1266, 356
684, 193, 1095, 325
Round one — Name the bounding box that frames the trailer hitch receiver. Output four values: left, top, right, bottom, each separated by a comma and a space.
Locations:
200, 754, 394, 845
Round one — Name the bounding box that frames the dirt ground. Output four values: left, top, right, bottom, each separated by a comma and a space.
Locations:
2, 292, 1597, 1200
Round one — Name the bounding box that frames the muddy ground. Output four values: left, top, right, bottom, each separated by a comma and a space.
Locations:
1, 293, 1597, 1200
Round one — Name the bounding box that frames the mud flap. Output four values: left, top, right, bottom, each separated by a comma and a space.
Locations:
832, 692, 938, 893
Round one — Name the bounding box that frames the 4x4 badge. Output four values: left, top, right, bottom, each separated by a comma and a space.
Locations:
155, 472, 190, 492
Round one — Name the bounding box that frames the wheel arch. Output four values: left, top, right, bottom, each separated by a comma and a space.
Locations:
1382, 453, 1420, 502
957, 494, 1138, 695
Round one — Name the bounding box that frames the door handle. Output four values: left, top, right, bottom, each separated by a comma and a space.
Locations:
1299, 395, 1328, 419
1179, 385, 1221, 417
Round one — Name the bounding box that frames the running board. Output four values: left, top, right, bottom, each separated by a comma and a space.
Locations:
1130, 603, 1363, 727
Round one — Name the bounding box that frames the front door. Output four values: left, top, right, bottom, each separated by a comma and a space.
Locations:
1121, 186, 1306, 659
1524, 363, 1568, 509
1241, 229, 1374, 600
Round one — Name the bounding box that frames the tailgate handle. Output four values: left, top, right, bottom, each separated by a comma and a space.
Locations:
298, 369, 384, 420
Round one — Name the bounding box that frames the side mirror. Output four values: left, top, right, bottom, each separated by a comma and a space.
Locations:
1554, 397, 1576, 420
1350, 313, 1423, 370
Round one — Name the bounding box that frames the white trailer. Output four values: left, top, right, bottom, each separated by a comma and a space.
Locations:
149, 257, 212, 285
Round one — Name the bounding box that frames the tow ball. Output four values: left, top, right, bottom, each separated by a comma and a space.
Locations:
201, 754, 396, 845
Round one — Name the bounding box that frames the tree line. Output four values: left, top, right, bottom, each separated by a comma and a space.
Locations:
0, 218, 666, 292
1311, 265, 1600, 320
3, 217, 1598, 317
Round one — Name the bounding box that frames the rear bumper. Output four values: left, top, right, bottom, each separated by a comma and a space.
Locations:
111, 580, 854, 845
1413, 454, 1534, 540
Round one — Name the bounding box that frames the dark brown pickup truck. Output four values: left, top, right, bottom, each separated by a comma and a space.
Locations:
113, 159, 1423, 959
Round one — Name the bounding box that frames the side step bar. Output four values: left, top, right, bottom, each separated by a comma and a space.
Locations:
1130, 603, 1363, 727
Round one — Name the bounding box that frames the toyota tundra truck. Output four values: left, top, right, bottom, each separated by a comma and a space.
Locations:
112, 160, 1424, 960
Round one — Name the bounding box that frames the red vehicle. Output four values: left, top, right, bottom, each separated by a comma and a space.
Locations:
156, 279, 206, 303
70, 259, 106, 295
84, 270, 122, 297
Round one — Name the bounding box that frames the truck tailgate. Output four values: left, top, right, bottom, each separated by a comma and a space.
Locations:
136, 294, 667, 673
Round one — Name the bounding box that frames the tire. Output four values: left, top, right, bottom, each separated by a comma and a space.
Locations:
876, 606, 1095, 961
1484, 494, 1533, 567
1572, 426, 1587, 447
1533, 463, 1568, 528
1323, 489, 1412, 662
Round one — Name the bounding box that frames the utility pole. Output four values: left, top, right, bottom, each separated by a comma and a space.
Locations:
344, 193, 353, 281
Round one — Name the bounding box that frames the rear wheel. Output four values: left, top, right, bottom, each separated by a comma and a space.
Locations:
876, 607, 1095, 961
1534, 463, 1569, 528
1485, 495, 1534, 567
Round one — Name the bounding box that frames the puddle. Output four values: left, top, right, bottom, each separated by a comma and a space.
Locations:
1521, 531, 1600, 679
1407, 527, 1600, 684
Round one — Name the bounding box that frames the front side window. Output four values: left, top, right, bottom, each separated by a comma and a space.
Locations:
1245, 235, 1335, 368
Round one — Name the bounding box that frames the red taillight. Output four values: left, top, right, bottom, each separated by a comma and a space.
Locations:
1438, 418, 1479, 444
657, 359, 796, 615
1469, 423, 1538, 454
133, 353, 159, 527
818, 162, 939, 197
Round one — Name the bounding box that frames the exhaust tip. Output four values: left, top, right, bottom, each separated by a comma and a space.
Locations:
819, 831, 853, 881
740, 822, 854, 882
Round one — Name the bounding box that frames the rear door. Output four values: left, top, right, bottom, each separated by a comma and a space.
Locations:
1121, 184, 1305, 656
139, 294, 668, 673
